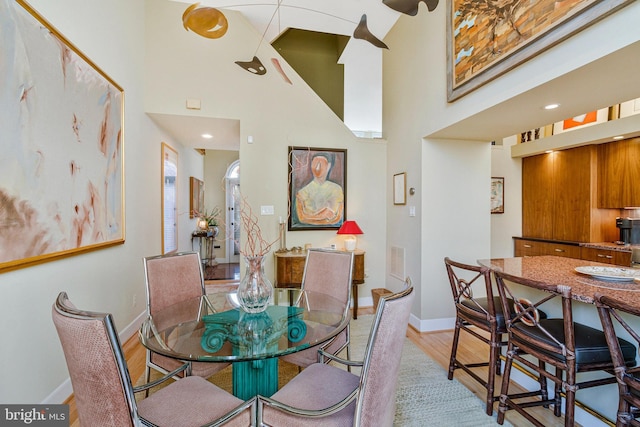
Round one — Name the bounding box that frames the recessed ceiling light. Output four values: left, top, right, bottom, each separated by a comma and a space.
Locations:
544, 104, 559, 110
613, 135, 624, 140
545, 150, 554, 154
201, 133, 213, 139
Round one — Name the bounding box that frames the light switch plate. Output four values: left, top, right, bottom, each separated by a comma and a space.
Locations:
409, 206, 416, 217
260, 205, 274, 215
186, 98, 201, 110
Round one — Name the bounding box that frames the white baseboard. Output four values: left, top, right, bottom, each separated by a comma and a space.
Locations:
43, 309, 147, 404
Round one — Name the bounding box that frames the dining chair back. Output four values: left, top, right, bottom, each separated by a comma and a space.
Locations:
144, 251, 229, 382
355, 278, 414, 426
444, 257, 507, 415
145, 251, 205, 315
281, 248, 354, 369
257, 279, 415, 427
494, 270, 636, 427
595, 293, 640, 427
52, 292, 254, 427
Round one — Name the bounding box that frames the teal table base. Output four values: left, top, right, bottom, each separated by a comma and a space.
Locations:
201, 305, 309, 399
232, 358, 279, 400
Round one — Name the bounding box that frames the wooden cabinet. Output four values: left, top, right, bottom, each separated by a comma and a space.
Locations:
598, 137, 640, 208
615, 250, 632, 266
274, 250, 366, 318
274, 250, 365, 288
581, 247, 632, 266
515, 238, 632, 266
580, 247, 616, 264
274, 252, 307, 288
522, 146, 618, 243
522, 153, 554, 239
514, 239, 580, 259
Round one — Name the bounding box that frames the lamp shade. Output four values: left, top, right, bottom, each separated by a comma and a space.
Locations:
337, 220, 363, 235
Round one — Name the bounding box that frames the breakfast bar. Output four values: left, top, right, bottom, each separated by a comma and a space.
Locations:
477, 255, 640, 424
478, 255, 640, 304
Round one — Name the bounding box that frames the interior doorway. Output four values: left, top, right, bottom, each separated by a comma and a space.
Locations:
225, 160, 240, 263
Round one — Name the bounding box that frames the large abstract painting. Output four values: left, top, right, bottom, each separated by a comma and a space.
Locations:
288, 147, 346, 231
0, 0, 125, 272
447, 0, 633, 101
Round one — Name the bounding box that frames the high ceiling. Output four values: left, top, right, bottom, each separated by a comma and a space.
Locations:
155, 1, 640, 152
172, 0, 402, 43
155, 0, 405, 151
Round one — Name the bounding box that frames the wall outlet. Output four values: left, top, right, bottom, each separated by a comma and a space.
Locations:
132, 294, 137, 308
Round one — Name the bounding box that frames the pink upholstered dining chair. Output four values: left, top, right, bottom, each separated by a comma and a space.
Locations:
52, 292, 254, 427
280, 248, 354, 369
257, 279, 414, 427
143, 251, 229, 383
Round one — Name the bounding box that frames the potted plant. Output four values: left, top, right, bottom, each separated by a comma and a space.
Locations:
195, 207, 221, 238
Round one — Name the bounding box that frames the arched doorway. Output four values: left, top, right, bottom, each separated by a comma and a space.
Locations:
225, 160, 240, 263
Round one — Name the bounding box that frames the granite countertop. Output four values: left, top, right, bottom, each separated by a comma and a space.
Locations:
580, 242, 640, 252
479, 256, 640, 305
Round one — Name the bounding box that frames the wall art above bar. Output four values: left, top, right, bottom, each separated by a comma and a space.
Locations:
447, 0, 634, 102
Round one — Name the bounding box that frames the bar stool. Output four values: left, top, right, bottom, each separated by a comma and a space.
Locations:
444, 257, 509, 415
595, 294, 640, 427
494, 270, 636, 427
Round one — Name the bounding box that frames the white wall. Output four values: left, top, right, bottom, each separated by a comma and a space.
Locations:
0, 0, 203, 404
420, 139, 492, 326
491, 136, 523, 258
341, 41, 383, 136
144, 0, 388, 301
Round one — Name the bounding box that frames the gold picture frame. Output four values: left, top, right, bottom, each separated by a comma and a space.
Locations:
0, 0, 125, 273
189, 177, 204, 219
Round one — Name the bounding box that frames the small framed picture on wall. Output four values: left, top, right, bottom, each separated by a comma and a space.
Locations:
491, 177, 504, 214
393, 173, 406, 205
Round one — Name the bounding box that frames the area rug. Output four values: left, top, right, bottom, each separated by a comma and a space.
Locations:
350, 315, 511, 427
138, 315, 511, 426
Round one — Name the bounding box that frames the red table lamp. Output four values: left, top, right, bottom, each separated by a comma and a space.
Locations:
337, 220, 363, 251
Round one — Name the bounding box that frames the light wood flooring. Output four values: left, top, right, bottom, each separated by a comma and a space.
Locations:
66, 306, 581, 427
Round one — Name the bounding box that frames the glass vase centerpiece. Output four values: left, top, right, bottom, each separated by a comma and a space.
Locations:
235, 195, 279, 313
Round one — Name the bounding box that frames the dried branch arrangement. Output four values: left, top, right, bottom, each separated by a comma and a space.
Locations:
236, 192, 279, 257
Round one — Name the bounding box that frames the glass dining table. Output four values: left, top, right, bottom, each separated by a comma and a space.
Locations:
138, 288, 349, 400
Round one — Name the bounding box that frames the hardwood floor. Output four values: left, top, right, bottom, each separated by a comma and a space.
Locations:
67, 307, 583, 427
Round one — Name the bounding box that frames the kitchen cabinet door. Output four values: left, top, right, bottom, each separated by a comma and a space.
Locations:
522, 146, 617, 243
522, 154, 554, 239
580, 247, 615, 264
598, 137, 640, 208
553, 146, 594, 242
514, 239, 580, 258
514, 239, 545, 256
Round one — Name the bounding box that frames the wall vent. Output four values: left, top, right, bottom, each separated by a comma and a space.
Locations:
390, 246, 405, 281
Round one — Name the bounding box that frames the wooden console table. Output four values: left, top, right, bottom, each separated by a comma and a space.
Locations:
274, 250, 365, 318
